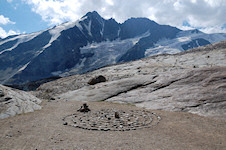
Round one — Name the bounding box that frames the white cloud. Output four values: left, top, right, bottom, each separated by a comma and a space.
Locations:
0, 27, 7, 38
0, 27, 20, 38
0, 15, 18, 38
24, 0, 82, 25
24, 0, 226, 33
178, 26, 196, 31
7, 0, 13, 3
0, 15, 15, 25
200, 26, 226, 34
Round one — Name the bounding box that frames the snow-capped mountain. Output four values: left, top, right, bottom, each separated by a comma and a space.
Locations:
0, 11, 226, 85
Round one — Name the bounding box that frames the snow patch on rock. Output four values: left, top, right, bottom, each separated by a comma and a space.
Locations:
0, 31, 44, 54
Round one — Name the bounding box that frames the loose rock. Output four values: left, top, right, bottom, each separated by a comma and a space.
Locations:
88, 75, 106, 85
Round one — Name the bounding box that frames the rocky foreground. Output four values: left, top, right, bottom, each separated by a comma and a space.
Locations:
0, 101, 226, 149
0, 41, 225, 149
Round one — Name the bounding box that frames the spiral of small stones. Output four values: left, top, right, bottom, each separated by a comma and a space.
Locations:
63, 109, 161, 131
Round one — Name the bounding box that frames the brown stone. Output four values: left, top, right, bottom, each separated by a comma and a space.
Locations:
115, 112, 120, 119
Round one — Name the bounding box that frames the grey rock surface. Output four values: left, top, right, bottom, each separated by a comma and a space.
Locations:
38, 41, 226, 119
0, 85, 42, 119
107, 67, 226, 119
60, 75, 156, 102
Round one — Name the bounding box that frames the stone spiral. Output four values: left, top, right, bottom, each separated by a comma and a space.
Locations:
63, 109, 161, 131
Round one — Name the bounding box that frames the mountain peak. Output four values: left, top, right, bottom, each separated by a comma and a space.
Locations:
82, 11, 102, 19
191, 29, 202, 34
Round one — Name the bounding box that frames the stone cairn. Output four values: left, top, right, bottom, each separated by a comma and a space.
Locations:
77, 103, 91, 112
63, 104, 161, 131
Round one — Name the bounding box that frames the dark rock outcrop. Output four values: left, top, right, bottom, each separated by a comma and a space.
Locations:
0, 89, 4, 97
88, 75, 106, 85
181, 38, 211, 51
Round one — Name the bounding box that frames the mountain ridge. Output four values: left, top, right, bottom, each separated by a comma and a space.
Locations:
0, 11, 226, 85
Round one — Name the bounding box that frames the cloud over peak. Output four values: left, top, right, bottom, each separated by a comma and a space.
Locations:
23, 0, 226, 34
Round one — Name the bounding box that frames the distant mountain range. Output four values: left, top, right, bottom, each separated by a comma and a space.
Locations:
0, 11, 226, 85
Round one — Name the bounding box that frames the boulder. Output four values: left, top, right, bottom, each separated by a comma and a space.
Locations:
88, 75, 107, 85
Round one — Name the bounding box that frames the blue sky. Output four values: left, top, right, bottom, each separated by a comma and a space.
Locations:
0, 0, 49, 37
0, 0, 226, 38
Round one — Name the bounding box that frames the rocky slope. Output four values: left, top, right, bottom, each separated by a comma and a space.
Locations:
0, 85, 42, 119
36, 40, 226, 119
